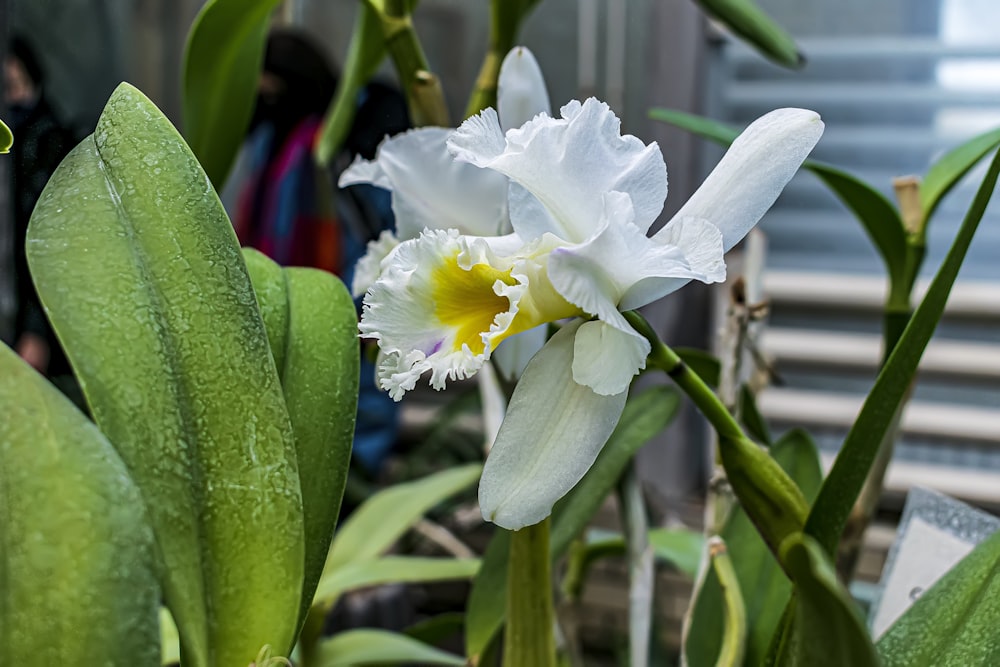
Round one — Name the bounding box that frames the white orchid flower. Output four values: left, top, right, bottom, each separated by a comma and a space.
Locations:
339, 47, 550, 297
357, 57, 824, 530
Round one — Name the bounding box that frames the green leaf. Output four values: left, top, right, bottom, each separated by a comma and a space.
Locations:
806, 161, 908, 290
0, 117, 11, 153
316, 629, 466, 666
27, 83, 303, 667
648, 108, 741, 145
769, 533, 879, 667
684, 428, 823, 667
649, 527, 705, 579
806, 147, 1000, 557
0, 345, 160, 666
315, 2, 388, 165
465, 385, 680, 660
739, 384, 771, 445
326, 464, 482, 570
877, 529, 1000, 666
921, 126, 1000, 228
312, 556, 480, 610
693, 0, 803, 68
711, 538, 748, 667
182, 0, 283, 188
243, 249, 360, 625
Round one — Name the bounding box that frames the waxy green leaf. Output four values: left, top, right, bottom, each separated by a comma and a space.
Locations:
693, 0, 803, 68
0, 345, 160, 666
806, 147, 1000, 557
27, 83, 304, 667
877, 529, 1000, 666
921, 126, 1000, 228
244, 249, 360, 626
465, 385, 679, 660
183, 0, 283, 188
316, 629, 466, 666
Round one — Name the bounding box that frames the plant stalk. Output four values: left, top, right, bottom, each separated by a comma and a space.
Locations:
504, 518, 557, 667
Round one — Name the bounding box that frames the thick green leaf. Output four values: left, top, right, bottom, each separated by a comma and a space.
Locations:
243, 248, 289, 371
921, 126, 1000, 227
316, 1, 387, 165
0, 117, 11, 153
0, 345, 160, 666
649, 108, 909, 289
877, 529, 1000, 666
465, 385, 680, 659
806, 147, 1000, 557
182, 0, 282, 188
769, 533, 878, 667
326, 464, 482, 570
685, 428, 823, 667
27, 83, 303, 667
312, 556, 480, 611
316, 629, 465, 666
693, 0, 802, 68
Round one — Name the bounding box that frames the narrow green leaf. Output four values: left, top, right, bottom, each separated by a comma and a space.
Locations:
739, 384, 771, 445
315, 1, 387, 165
806, 147, 1000, 557
0, 345, 160, 666
921, 126, 1000, 227
771, 533, 879, 667
182, 0, 283, 188
649, 109, 909, 288
316, 629, 466, 666
877, 529, 1000, 666
404, 612, 466, 646
312, 557, 480, 610
27, 83, 303, 667
711, 538, 748, 667
465, 385, 680, 659
807, 161, 908, 289
0, 118, 11, 153
693, 0, 803, 68
326, 464, 482, 570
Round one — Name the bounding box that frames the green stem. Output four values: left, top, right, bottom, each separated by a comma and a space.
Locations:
710, 537, 747, 667
624, 311, 808, 562
504, 518, 557, 667
375, 5, 449, 127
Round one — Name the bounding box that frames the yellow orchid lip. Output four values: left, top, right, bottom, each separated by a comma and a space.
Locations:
431, 253, 515, 355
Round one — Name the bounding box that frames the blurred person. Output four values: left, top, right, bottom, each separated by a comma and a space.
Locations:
225, 29, 410, 476
4, 34, 72, 375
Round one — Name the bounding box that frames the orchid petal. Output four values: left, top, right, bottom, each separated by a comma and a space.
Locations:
449, 98, 667, 243
351, 230, 400, 297
479, 321, 629, 529
572, 320, 649, 395
340, 127, 510, 240
498, 46, 551, 131
657, 107, 823, 252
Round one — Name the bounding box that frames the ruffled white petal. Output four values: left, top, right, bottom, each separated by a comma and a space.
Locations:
572, 320, 649, 395
618, 216, 726, 310
657, 108, 823, 252
340, 127, 510, 240
498, 46, 551, 131
449, 98, 667, 243
351, 230, 400, 297
479, 321, 629, 529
